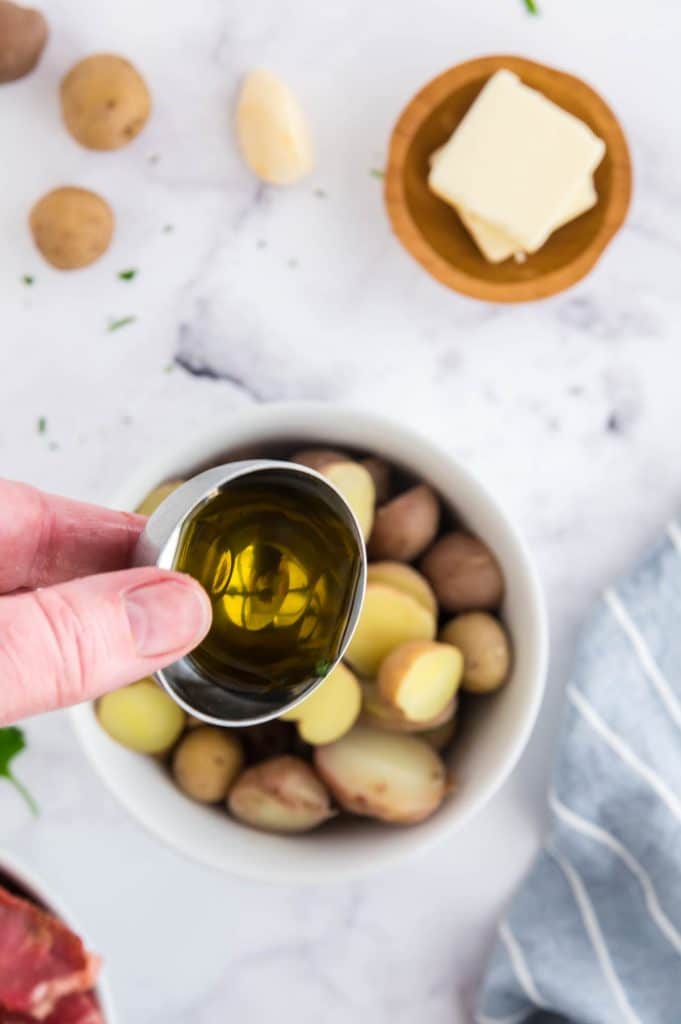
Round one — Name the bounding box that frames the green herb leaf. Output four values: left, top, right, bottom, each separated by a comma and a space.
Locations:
370, 168, 385, 179
0, 727, 38, 815
523, 0, 539, 13
315, 658, 332, 679
22, 274, 34, 286
108, 316, 137, 332
118, 269, 137, 281
164, 362, 175, 373
36, 416, 47, 434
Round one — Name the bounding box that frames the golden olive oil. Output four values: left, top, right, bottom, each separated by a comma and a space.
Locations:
173, 468, 362, 700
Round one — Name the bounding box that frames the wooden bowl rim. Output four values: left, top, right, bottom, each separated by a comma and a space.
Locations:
385, 54, 633, 304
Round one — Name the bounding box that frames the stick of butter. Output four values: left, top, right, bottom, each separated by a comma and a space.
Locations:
428, 69, 605, 252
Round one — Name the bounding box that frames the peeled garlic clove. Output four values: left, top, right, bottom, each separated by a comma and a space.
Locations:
227, 756, 334, 833
235, 68, 314, 185
314, 725, 446, 824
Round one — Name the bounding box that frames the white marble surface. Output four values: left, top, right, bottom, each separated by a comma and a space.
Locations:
1, 0, 681, 1020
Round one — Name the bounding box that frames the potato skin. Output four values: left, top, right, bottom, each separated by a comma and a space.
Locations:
368, 485, 440, 562
172, 727, 243, 804
420, 532, 504, 612
228, 756, 334, 833
440, 612, 511, 693
60, 53, 151, 150
29, 186, 113, 269
0, 1, 47, 83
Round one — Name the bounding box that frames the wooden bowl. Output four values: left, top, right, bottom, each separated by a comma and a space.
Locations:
385, 55, 632, 303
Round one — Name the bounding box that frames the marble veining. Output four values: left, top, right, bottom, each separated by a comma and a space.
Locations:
1, 0, 681, 1020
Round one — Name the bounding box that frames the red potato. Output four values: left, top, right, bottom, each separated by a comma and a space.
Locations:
420, 532, 504, 612
0, 1, 47, 83
228, 756, 334, 833
368, 485, 440, 562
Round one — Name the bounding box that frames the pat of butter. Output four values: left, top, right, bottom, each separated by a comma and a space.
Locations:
457, 178, 597, 263
428, 69, 606, 251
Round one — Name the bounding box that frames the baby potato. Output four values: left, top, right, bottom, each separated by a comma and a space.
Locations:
345, 583, 436, 677
0, 1, 48, 83
172, 727, 243, 803
314, 725, 446, 824
29, 187, 113, 270
377, 641, 462, 723
440, 612, 511, 693
420, 717, 457, 752
291, 448, 349, 472
135, 479, 184, 516
368, 485, 440, 562
97, 679, 185, 754
292, 449, 375, 540
228, 756, 334, 833
361, 456, 391, 504
420, 532, 504, 613
60, 54, 151, 151
360, 681, 456, 734
366, 561, 437, 616
280, 662, 361, 745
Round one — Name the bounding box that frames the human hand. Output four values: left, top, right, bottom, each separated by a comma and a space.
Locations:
0, 480, 212, 725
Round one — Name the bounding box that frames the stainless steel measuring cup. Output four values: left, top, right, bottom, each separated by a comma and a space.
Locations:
133, 459, 366, 727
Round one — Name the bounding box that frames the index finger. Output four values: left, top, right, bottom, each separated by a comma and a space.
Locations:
0, 480, 145, 593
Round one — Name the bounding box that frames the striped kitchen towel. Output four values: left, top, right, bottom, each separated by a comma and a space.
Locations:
477, 522, 681, 1024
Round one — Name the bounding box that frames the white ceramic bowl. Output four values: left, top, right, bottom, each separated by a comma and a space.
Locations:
70, 402, 548, 884
0, 849, 117, 1021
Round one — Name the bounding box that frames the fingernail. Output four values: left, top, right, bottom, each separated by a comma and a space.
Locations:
123, 577, 211, 657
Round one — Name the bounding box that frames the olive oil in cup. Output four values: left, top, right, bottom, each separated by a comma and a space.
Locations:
133, 462, 366, 726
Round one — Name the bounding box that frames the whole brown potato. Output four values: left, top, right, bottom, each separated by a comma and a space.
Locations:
440, 612, 511, 693
0, 1, 47, 83
60, 54, 151, 150
29, 187, 114, 269
368, 484, 440, 562
172, 727, 244, 804
420, 532, 504, 612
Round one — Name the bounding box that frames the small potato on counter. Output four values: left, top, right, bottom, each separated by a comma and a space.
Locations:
366, 561, 437, 616
135, 479, 184, 516
315, 725, 446, 824
60, 54, 151, 150
440, 612, 511, 693
368, 485, 440, 562
0, 0, 47, 83
360, 681, 456, 734
29, 187, 113, 269
280, 662, 361, 745
228, 756, 335, 833
173, 727, 243, 804
420, 531, 504, 612
345, 582, 436, 677
98, 679, 185, 754
377, 641, 462, 723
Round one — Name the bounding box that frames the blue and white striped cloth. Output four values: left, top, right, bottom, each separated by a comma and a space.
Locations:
478, 522, 681, 1024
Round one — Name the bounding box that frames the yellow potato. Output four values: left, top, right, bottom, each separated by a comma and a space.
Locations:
378, 641, 462, 722
97, 679, 185, 754
440, 612, 511, 693
60, 54, 151, 150
228, 756, 334, 833
135, 480, 183, 516
360, 681, 456, 733
29, 187, 113, 270
290, 450, 375, 539
366, 561, 437, 616
172, 727, 243, 803
345, 583, 436, 676
280, 662, 361, 744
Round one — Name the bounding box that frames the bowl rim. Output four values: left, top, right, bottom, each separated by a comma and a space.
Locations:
385, 53, 632, 303
0, 848, 118, 1021
70, 401, 549, 884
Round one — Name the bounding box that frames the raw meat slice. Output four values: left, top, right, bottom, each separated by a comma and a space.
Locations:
0, 887, 100, 1020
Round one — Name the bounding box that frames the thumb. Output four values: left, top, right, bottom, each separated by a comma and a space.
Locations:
0, 567, 212, 724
